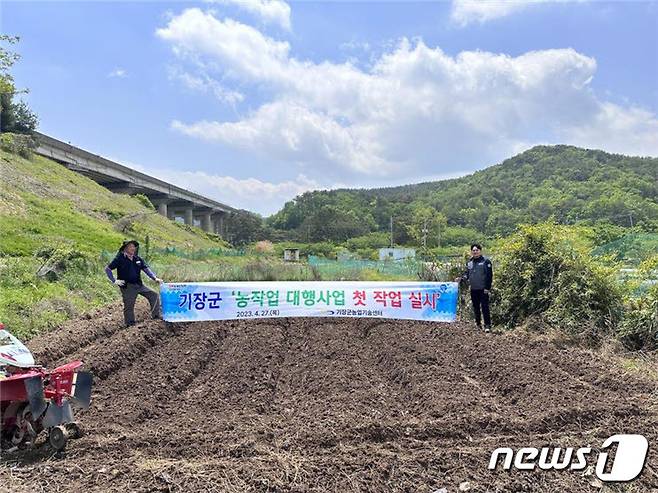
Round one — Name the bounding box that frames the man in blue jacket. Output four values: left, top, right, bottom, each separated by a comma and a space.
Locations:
105, 240, 164, 327
456, 243, 493, 332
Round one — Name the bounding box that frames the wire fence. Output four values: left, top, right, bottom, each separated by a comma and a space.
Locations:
307, 255, 419, 276
308, 255, 465, 281
593, 233, 658, 265
100, 247, 246, 262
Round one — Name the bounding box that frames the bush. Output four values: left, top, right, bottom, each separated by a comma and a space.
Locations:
344, 232, 390, 251
35, 243, 90, 280
134, 194, 155, 210
354, 248, 379, 260
492, 223, 623, 343
0, 256, 118, 339
254, 240, 275, 254
619, 256, 658, 349
304, 242, 339, 258
619, 285, 658, 349
0, 132, 37, 159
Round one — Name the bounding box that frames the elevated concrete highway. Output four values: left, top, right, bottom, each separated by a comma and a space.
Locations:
33, 132, 235, 236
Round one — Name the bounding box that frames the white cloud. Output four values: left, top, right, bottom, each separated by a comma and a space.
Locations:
450, 0, 586, 27
104, 156, 319, 214
206, 0, 291, 31
156, 9, 290, 81
168, 67, 244, 105
108, 68, 128, 78
451, 0, 531, 26
339, 40, 372, 53
563, 102, 658, 157
143, 167, 321, 215
171, 101, 392, 176
157, 8, 658, 189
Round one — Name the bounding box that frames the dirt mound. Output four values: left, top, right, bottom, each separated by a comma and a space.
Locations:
2, 305, 657, 492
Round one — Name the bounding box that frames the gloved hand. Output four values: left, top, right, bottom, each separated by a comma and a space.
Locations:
114, 279, 126, 287
155, 277, 164, 284
484, 289, 491, 295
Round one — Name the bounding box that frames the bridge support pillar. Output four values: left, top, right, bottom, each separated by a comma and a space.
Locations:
155, 202, 168, 217
201, 211, 213, 233
214, 213, 225, 238
184, 207, 194, 226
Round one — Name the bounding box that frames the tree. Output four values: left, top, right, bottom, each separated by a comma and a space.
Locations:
301, 205, 375, 242
1, 94, 38, 133
485, 205, 525, 237
492, 223, 624, 342
0, 35, 19, 95
225, 210, 268, 246
265, 146, 658, 243
0, 35, 38, 134
408, 206, 447, 248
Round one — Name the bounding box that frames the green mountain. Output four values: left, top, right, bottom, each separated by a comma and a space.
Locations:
268, 145, 658, 245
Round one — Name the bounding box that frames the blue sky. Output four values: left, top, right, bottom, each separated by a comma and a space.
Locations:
4, 1, 658, 215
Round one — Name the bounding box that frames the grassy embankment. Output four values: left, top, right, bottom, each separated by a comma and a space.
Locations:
0, 148, 237, 338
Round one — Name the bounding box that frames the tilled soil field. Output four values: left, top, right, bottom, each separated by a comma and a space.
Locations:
1, 302, 657, 492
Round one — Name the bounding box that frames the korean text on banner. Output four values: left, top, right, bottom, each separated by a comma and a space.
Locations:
161, 281, 458, 323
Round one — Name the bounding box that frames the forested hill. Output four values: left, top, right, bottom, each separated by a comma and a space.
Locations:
267, 145, 658, 244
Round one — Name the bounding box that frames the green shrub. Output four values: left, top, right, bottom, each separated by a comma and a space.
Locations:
35, 243, 90, 280
492, 223, 623, 343
344, 232, 390, 251
619, 285, 658, 349
0, 132, 37, 159
619, 256, 658, 349
417, 255, 466, 282
0, 256, 118, 339
134, 194, 155, 210
355, 248, 379, 260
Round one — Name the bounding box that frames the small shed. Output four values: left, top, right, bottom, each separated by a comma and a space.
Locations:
283, 248, 300, 262
378, 248, 416, 261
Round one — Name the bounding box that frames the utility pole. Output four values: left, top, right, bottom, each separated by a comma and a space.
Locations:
390, 215, 393, 248
422, 217, 428, 248
629, 213, 634, 228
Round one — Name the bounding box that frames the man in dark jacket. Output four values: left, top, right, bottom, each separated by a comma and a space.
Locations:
456, 243, 493, 332
105, 240, 164, 327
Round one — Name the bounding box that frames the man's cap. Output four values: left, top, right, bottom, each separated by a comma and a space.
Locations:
120, 240, 140, 251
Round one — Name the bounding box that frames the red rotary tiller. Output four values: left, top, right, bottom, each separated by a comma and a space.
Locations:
0, 323, 92, 452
